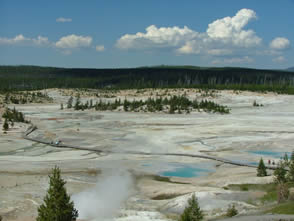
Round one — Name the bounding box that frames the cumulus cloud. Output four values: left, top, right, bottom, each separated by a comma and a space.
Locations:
273, 56, 286, 63
0, 34, 49, 46
206, 8, 261, 47
56, 17, 72, 23
270, 37, 290, 50
116, 8, 262, 56
95, 45, 105, 52
116, 25, 198, 49
55, 34, 92, 49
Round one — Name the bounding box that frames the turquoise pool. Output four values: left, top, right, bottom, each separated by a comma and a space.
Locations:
248, 150, 290, 158
160, 164, 212, 178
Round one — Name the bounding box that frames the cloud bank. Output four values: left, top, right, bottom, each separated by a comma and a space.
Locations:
0, 34, 49, 46
116, 8, 290, 64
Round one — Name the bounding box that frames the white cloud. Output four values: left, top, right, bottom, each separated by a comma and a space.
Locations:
55, 34, 92, 49
32, 36, 50, 45
273, 56, 286, 63
206, 8, 261, 47
56, 17, 72, 23
212, 56, 253, 64
116, 8, 262, 56
95, 45, 105, 52
270, 37, 290, 50
0, 34, 49, 46
116, 25, 198, 49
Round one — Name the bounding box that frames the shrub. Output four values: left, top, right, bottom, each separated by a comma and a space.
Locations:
226, 204, 238, 217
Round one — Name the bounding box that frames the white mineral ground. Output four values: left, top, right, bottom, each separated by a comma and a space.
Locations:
0, 89, 294, 220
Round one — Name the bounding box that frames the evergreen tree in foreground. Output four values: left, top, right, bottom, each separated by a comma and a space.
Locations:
37, 166, 78, 221
257, 158, 267, 177
287, 151, 294, 182
179, 194, 203, 221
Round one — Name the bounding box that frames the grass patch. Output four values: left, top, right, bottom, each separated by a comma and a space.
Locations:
152, 193, 183, 200
152, 175, 190, 184
227, 183, 277, 192
267, 201, 294, 214
226, 183, 294, 203
136, 174, 190, 185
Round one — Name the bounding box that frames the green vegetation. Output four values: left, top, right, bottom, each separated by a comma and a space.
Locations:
3, 118, 9, 131
267, 201, 294, 214
152, 193, 183, 200
267, 202, 294, 214
179, 194, 203, 221
257, 158, 267, 177
68, 95, 230, 114
37, 166, 78, 221
150, 175, 189, 185
1, 65, 294, 94
287, 152, 294, 182
225, 182, 293, 203
1, 107, 29, 131
3, 91, 52, 104
274, 161, 288, 184
226, 204, 238, 217
253, 100, 263, 107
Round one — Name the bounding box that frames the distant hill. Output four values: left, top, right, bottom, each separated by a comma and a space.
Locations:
0, 65, 294, 94
286, 67, 294, 72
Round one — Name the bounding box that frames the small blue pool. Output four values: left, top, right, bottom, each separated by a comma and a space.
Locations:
160, 164, 212, 178
248, 150, 290, 158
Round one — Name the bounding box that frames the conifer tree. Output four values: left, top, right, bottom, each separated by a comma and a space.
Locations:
3, 118, 9, 131
274, 161, 287, 184
179, 194, 203, 221
67, 96, 73, 109
257, 158, 267, 177
37, 166, 78, 221
288, 151, 294, 182
226, 204, 238, 217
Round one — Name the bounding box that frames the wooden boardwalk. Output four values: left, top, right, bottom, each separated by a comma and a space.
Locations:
23, 125, 276, 170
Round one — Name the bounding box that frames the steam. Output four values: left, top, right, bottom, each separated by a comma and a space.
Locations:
72, 170, 134, 221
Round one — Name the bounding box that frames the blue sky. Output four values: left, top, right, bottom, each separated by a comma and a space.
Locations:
0, 0, 293, 69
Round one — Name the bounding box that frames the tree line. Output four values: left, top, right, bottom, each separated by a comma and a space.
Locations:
1, 65, 294, 94
65, 95, 230, 114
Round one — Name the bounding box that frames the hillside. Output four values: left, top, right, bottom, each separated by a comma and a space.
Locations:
287, 67, 294, 72
1, 65, 294, 93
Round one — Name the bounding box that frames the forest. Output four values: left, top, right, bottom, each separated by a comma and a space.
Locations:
0, 65, 294, 93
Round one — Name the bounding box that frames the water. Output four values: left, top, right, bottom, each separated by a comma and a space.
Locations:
248, 150, 290, 158
160, 164, 212, 178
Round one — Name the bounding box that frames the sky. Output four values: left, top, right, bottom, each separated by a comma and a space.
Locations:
0, 0, 293, 69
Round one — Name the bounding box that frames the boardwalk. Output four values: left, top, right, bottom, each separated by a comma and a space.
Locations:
23, 125, 276, 170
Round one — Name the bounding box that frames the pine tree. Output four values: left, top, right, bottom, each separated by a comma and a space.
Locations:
37, 166, 78, 221
291, 151, 294, 162
288, 151, 294, 182
257, 158, 267, 177
3, 118, 9, 131
274, 161, 287, 184
60, 103, 64, 110
226, 204, 238, 217
67, 96, 73, 109
179, 194, 203, 221
283, 153, 289, 165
